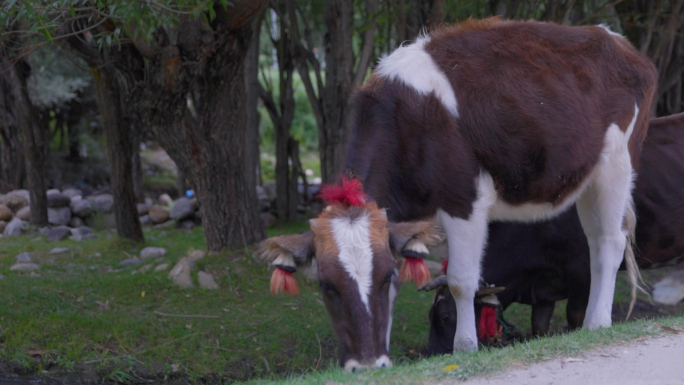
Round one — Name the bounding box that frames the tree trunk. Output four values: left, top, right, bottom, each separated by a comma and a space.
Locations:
91, 64, 144, 242
319, 0, 355, 184
245, 13, 264, 209
131, 126, 144, 203
145, 2, 268, 251
2, 40, 48, 225
0, 70, 26, 191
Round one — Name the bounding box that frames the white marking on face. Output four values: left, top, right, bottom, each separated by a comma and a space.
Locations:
331, 214, 374, 313
375, 35, 459, 117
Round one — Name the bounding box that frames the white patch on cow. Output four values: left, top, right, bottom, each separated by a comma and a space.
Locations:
578, 103, 639, 329
437, 173, 496, 351
272, 253, 295, 268
375, 355, 392, 368
487, 172, 592, 222
330, 214, 374, 313
597, 23, 624, 38
375, 36, 459, 117
386, 272, 398, 351
404, 238, 429, 255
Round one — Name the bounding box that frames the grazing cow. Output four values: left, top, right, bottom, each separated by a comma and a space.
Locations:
345, 18, 658, 352
254, 178, 444, 371
424, 112, 684, 356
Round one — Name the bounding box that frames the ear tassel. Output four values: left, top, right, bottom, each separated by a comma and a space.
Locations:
270, 267, 300, 295
399, 256, 431, 286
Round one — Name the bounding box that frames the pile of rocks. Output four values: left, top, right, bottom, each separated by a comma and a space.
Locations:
0, 181, 323, 240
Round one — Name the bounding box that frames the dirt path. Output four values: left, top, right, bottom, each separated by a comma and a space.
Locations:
447, 332, 684, 385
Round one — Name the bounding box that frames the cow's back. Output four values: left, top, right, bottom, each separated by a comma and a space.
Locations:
348, 18, 657, 222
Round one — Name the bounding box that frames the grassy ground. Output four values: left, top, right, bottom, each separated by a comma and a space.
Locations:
0, 223, 682, 384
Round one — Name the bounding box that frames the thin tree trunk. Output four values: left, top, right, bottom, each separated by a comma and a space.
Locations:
245, 12, 264, 209
91, 64, 144, 242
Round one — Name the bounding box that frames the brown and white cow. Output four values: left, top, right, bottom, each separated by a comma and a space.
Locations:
345, 18, 658, 352
424, 112, 684, 356
254, 178, 444, 371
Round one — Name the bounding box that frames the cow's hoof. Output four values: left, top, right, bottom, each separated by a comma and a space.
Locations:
453, 337, 478, 352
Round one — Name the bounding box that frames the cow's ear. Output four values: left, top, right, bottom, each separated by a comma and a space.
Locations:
388, 221, 445, 286
254, 231, 315, 267
254, 232, 315, 295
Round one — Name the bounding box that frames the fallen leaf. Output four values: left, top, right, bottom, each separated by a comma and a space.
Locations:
443, 364, 460, 372
141, 291, 146, 298
77, 296, 84, 302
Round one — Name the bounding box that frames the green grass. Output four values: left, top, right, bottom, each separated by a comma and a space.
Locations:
0, 224, 433, 383
1, 225, 682, 384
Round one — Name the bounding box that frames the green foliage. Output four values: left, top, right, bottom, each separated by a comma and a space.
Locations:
1, 0, 222, 49
27, 44, 90, 110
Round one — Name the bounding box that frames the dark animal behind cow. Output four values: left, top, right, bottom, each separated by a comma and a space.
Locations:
347, 17, 657, 352
425, 112, 684, 356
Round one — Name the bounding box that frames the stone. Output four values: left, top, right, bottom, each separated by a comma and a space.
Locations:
70, 226, 96, 241
0, 273, 4, 279
50, 247, 70, 255
93, 194, 114, 213
170, 197, 196, 220
62, 188, 82, 198
260, 212, 277, 228
10, 263, 40, 272
4, 217, 26, 236
15, 206, 30, 221
101, 213, 116, 229
119, 257, 143, 266
46, 188, 61, 195
47, 192, 71, 208
4, 193, 28, 212
178, 220, 194, 229
188, 250, 206, 262
48, 207, 72, 226
16, 252, 33, 262
653, 270, 684, 305
148, 206, 170, 224
70, 199, 93, 218
138, 264, 154, 273
154, 263, 169, 272
158, 193, 173, 206
0, 221, 5, 233
140, 247, 167, 260
0, 204, 12, 221
46, 226, 72, 241
139, 215, 151, 225
137, 203, 152, 216
168, 257, 194, 289
198, 271, 219, 290
69, 216, 85, 228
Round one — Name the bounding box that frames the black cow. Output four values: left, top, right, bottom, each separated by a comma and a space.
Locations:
425, 112, 684, 356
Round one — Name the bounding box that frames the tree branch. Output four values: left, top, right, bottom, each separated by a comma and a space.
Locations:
352, 0, 378, 88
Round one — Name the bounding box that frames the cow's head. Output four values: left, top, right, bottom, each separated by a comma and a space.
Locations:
255, 177, 444, 371
419, 272, 507, 356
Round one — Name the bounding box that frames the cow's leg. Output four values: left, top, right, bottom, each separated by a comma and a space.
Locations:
531, 302, 555, 336
437, 175, 496, 352
576, 106, 639, 330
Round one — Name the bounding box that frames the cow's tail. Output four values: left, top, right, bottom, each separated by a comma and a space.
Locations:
624, 198, 646, 320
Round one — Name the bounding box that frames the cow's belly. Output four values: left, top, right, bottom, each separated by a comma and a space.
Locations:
479, 172, 591, 223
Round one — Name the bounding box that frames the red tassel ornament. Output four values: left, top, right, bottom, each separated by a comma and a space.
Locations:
399, 256, 431, 286
441, 260, 449, 275
270, 267, 300, 295
477, 306, 499, 341
318, 176, 366, 207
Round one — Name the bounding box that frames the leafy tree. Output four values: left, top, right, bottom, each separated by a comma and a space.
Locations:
4, 0, 268, 249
